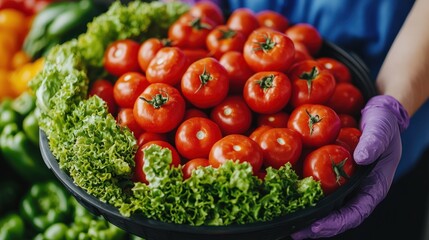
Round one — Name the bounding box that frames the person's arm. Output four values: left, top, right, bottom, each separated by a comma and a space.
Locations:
376, 0, 429, 116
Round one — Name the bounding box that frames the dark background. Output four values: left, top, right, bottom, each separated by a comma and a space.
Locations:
330, 148, 429, 240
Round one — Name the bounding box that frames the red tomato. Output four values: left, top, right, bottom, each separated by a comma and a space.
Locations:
256, 10, 289, 32
182, 49, 210, 64
181, 57, 229, 109
188, 0, 224, 25
137, 38, 171, 72
182, 158, 210, 180
206, 25, 246, 59
209, 134, 263, 173
257, 111, 290, 128
293, 41, 313, 63
335, 127, 362, 154
326, 82, 365, 116
210, 95, 253, 135
219, 51, 254, 94
285, 23, 322, 56
168, 13, 216, 49
137, 132, 168, 147
117, 108, 143, 138
317, 57, 352, 83
303, 144, 357, 195
248, 125, 272, 143
175, 117, 222, 159
145, 47, 188, 86
288, 60, 336, 107
104, 39, 140, 77
133, 83, 185, 133
338, 113, 358, 128
256, 128, 302, 169
113, 72, 149, 109
183, 108, 208, 120
287, 104, 341, 148
243, 71, 292, 114
243, 28, 295, 72
134, 140, 181, 184
88, 79, 117, 116
226, 8, 260, 37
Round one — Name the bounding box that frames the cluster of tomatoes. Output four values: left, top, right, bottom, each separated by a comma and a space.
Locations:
89, 1, 366, 195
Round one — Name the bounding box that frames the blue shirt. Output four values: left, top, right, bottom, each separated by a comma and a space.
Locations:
225, 0, 427, 179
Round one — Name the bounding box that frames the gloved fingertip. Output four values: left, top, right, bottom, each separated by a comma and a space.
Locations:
353, 148, 370, 164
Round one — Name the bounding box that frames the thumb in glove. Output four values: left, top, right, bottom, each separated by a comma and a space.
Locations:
291, 95, 410, 239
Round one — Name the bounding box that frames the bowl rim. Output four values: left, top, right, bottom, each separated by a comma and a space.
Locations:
39, 40, 377, 238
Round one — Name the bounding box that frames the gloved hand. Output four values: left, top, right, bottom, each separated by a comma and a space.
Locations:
291, 95, 410, 239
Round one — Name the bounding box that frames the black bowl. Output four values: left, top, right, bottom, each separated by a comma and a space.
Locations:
40, 41, 377, 240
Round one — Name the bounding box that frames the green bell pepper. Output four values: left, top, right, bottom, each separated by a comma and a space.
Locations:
0, 122, 52, 182
0, 213, 25, 240
34, 223, 69, 240
0, 99, 18, 134
20, 181, 71, 232
11, 91, 36, 117
22, 109, 39, 145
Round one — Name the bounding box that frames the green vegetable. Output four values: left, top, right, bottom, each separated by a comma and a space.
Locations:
20, 181, 71, 232
22, 109, 40, 145
0, 123, 52, 182
0, 99, 18, 133
0, 213, 25, 240
23, 0, 105, 60
120, 145, 323, 226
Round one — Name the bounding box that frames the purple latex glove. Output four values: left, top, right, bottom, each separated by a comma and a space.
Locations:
291, 95, 410, 239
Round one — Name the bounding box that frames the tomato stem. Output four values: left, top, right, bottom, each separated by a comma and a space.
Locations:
306, 109, 322, 135
253, 33, 277, 53
189, 17, 212, 30
140, 91, 169, 109
219, 28, 237, 40
255, 74, 275, 91
195, 64, 213, 93
331, 157, 351, 184
299, 66, 319, 96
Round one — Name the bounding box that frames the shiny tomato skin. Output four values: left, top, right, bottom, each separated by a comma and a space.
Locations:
146, 47, 188, 86
293, 41, 313, 63
335, 127, 362, 154
117, 108, 144, 138
88, 79, 117, 116
137, 38, 170, 72
113, 72, 149, 109
134, 140, 181, 184
257, 128, 302, 169
288, 60, 336, 108
104, 39, 141, 77
303, 144, 356, 195
243, 71, 292, 114
257, 111, 290, 128
285, 23, 322, 56
175, 117, 223, 160
219, 51, 255, 94
326, 82, 365, 116
210, 95, 253, 135
209, 134, 263, 173
287, 104, 341, 148
338, 114, 358, 128
206, 25, 246, 59
182, 49, 210, 65
137, 132, 168, 147
189, 1, 225, 25
256, 10, 289, 32
243, 28, 295, 72
226, 8, 260, 37
133, 83, 185, 133
317, 57, 352, 83
183, 108, 208, 120
248, 125, 272, 143
182, 158, 210, 180
168, 13, 216, 49
181, 57, 229, 109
